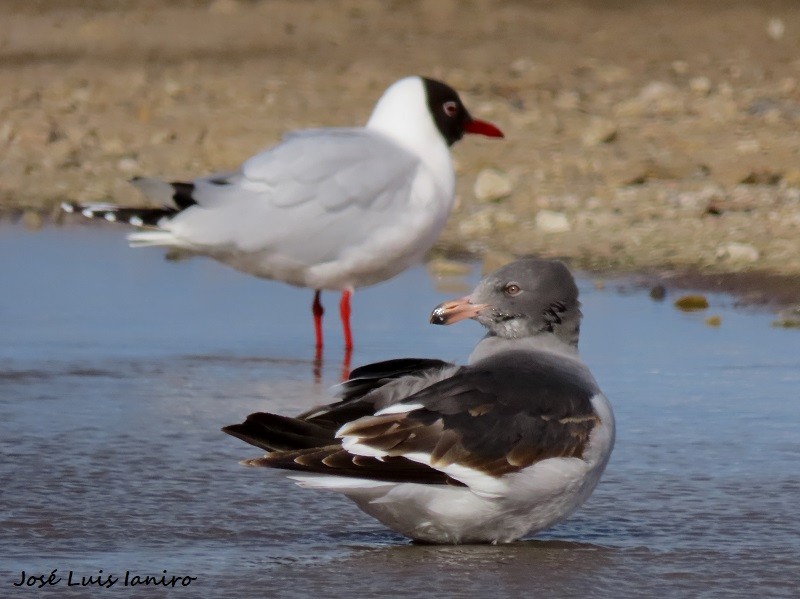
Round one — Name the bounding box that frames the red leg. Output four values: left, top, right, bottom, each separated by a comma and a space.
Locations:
312, 290, 324, 349
339, 289, 353, 350
341, 346, 352, 382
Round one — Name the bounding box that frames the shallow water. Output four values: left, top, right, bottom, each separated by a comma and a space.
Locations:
1, 225, 798, 598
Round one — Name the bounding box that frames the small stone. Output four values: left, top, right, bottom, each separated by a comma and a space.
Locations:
671, 60, 689, 75
736, 139, 761, 154
767, 18, 785, 40
772, 306, 800, 328
509, 57, 535, 76
689, 76, 712, 95
705, 315, 722, 327
163, 80, 182, 98
117, 157, 140, 173
581, 117, 618, 147
740, 170, 782, 185
716, 242, 760, 264
674, 294, 709, 311
649, 285, 667, 301
0, 122, 13, 145
535, 210, 571, 233
617, 81, 685, 116
474, 169, 513, 202
772, 319, 800, 329
639, 81, 680, 102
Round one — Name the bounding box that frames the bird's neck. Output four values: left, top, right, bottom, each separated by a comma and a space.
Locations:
468, 333, 579, 365
366, 93, 454, 194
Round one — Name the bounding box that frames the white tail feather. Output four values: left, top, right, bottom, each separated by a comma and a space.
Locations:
127, 230, 177, 248
286, 473, 395, 492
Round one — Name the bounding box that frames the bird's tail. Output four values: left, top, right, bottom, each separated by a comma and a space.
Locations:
61, 201, 177, 228
61, 175, 197, 231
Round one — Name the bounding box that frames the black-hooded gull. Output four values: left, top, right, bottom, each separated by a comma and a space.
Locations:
62, 76, 503, 350
223, 258, 615, 544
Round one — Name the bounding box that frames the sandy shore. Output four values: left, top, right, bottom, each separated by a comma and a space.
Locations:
3, 0, 800, 304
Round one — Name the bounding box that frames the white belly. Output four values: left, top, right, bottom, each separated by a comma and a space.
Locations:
294, 394, 615, 544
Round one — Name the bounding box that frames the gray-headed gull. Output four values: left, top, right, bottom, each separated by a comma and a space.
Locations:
62, 76, 503, 350
223, 258, 615, 544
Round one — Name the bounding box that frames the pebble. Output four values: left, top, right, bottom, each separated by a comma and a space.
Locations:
705, 315, 722, 327
671, 60, 689, 75
535, 210, 571, 233
649, 284, 667, 300
771, 306, 800, 328
640, 81, 680, 102
617, 81, 684, 117
767, 18, 785, 41
674, 294, 709, 311
509, 57, 535, 77
716, 242, 760, 264
581, 117, 618, 147
474, 169, 513, 202
736, 139, 761, 154
117, 157, 140, 173
689, 76, 712, 95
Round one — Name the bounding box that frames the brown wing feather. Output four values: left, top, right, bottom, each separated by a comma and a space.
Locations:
339, 351, 602, 478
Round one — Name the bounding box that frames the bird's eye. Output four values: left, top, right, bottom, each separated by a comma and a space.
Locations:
504, 283, 521, 296
443, 101, 458, 117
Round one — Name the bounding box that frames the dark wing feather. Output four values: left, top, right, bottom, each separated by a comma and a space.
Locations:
296, 358, 456, 428
222, 412, 336, 452
222, 359, 471, 486
242, 445, 465, 486
341, 358, 454, 401
340, 350, 601, 478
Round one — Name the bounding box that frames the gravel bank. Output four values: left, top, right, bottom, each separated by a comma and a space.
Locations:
3, 0, 800, 302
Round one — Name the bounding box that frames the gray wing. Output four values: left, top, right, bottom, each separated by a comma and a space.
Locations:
163, 128, 423, 262
190, 128, 419, 212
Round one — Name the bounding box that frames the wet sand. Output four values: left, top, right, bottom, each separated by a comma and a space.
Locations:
3, 0, 800, 303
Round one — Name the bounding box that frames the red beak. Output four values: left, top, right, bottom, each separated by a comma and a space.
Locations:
464, 118, 504, 138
